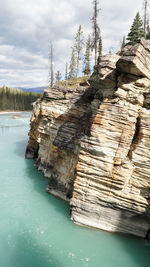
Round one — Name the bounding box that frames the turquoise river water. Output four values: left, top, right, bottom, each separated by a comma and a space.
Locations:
0, 112, 150, 267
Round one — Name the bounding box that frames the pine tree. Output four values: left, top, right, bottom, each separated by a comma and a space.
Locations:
98, 36, 102, 56
127, 12, 144, 45
74, 25, 84, 77
69, 47, 76, 79
83, 35, 91, 76
55, 70, 62, 82
121, 36, 126, 49
91, 0, 100, 65
49, 43, 54, 87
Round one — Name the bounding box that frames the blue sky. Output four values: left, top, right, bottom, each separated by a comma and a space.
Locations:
0, 0, 144, 88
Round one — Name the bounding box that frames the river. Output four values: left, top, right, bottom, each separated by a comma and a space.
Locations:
0, 112, 149, 267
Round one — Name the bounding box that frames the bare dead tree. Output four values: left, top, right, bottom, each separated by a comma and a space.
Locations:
50, 43, 54, 87
65, 62, 68, 80
143, 0, 149, 36
91, 0, 100, 65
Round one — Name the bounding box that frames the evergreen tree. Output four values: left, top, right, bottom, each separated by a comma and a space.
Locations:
98, 36, 102, 56
74, 25, 84, 77
69, 47, 76, 79
127, 12, 144, 45
121, 36, 126, 49
91, 0, 100, 65
55, 70, 62, 82
109, 48, 112, 54
83, 35, 91, 76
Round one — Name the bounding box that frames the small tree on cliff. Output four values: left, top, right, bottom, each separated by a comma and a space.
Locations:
127, 12, 144, 45
55, 70, 62, 82
83, 35, 91, 75
74, 25, 84, 77
69, 47, 76, 79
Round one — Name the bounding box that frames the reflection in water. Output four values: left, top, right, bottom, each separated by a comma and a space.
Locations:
0, 112, 150, 267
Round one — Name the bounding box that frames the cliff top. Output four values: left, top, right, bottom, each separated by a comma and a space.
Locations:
55, 76, 90, 89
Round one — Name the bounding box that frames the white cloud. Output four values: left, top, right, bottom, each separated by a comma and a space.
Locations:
0, 0, 144, 87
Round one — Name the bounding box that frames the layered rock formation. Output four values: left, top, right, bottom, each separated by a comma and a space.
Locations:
25, 83, 97, 200
26, 38, 150, 238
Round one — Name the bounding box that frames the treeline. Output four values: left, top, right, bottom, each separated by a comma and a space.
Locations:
0, 86, 41, 111
50, 0, 102, 86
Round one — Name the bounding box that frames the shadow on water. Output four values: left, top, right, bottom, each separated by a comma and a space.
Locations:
116, 204, 150, 267
113, 232, 150, 267
14, 139, 28, 157
25, 158, 70, 219
14, 137, 70, 220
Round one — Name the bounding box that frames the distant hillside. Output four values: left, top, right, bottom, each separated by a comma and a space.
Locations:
0, 86, 41, 111
18, 86, 47, 94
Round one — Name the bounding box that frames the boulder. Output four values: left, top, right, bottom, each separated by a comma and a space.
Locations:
117, 38, 150, 79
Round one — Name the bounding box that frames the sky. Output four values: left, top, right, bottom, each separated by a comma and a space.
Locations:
0, 0, 145, 88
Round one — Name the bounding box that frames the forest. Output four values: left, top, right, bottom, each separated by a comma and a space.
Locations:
0, 86, 41, 111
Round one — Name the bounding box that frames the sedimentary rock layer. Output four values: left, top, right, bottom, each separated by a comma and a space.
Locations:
117, 38, 150, 79
26, 84, 97, 200
26, 38, 150, 237
71, 39, 150, 237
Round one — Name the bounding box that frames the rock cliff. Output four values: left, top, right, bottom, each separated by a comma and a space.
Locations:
25, 38, 150, 238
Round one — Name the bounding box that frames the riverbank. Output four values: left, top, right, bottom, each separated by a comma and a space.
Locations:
0, 111, 30, 115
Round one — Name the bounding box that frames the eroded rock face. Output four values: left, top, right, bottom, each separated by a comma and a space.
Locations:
26, 38, 150, 237
25, 84, 97, 200
89, 54, 120, 98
